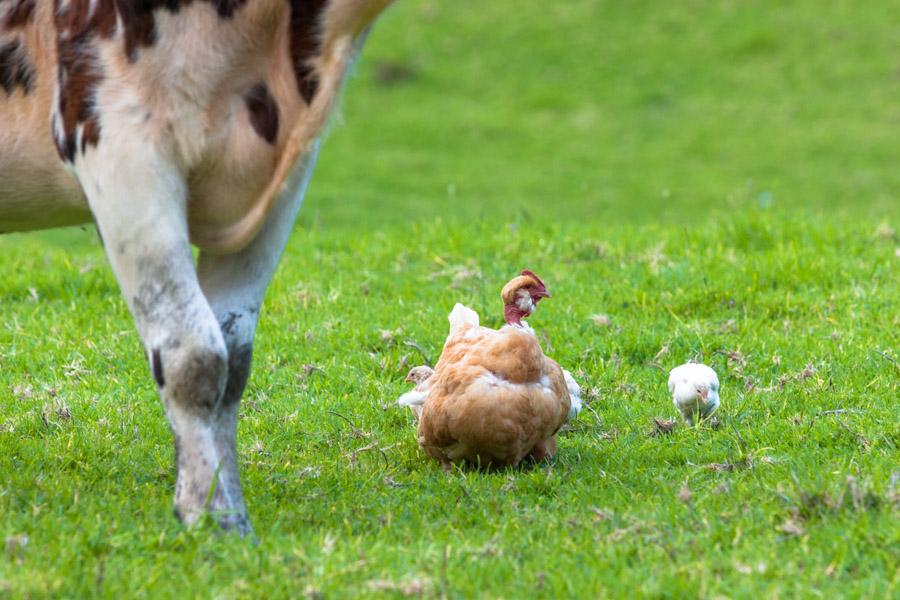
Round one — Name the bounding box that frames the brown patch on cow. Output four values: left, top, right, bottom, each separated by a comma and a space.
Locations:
115, 0, 249, 62
55, 0, 117, 39
0, 39, 34, 95
53, 0, 116, 160
244, 83, 279, 144
52, 0, 254, 165
289, 0, 327, 104
207, 0, 247, 18
1, 0, 36, 29
116, 0, 162, 62
80, 117, 100, 153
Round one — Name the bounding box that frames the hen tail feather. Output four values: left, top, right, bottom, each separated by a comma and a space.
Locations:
448, 303, 480, 336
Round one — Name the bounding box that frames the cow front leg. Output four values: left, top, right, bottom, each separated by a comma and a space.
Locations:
75, 150, 249, 533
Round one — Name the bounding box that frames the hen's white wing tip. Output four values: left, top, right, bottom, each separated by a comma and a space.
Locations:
563, 369, 583, 420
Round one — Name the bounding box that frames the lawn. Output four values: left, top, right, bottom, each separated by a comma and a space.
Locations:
1, 0, 899, 598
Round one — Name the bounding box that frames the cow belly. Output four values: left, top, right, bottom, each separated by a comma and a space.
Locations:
0, 94, 90, 233
0, 0, 90, 233
0, 176, 90, 233
0, 77, 287, 241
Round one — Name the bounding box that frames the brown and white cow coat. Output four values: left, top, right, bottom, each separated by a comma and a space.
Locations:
0, 0, 392, 533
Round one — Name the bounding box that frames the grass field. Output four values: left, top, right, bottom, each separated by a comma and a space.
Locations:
2, 0, 899, 597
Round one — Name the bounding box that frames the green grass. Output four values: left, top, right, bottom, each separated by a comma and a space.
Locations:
2, 0, 899, 597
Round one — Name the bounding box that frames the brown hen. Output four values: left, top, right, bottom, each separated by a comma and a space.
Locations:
398, 271, 582, 468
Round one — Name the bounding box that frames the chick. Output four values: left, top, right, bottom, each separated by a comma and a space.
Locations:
397, 365, 434, 420
667, 362, 720, 425
405, 366, 434, 386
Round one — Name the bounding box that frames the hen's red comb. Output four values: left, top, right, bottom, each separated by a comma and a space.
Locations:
520, 270, 546, 288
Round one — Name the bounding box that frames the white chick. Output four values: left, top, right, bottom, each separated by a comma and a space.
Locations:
668, 362, 720, 425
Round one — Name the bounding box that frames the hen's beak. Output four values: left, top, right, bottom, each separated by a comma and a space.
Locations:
532, 286, 551, 299
404, 374, 415, 383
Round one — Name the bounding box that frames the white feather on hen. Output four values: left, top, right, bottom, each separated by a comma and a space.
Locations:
563, 369, 583, 421
447, 303, 479, 336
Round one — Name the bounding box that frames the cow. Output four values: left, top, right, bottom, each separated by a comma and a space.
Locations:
0, 0, 393, 534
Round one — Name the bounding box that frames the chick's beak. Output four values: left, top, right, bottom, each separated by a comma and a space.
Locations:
404, 374, 415, 383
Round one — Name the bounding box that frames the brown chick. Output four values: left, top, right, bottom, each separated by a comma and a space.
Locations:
412, 270, 579, 469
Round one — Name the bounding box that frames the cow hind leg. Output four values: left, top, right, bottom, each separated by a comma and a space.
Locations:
196, 146, 321, 496
76, 145, 250, 534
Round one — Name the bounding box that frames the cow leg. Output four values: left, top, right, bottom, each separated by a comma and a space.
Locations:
75, 147, 248, 533
194, 146, 322, 521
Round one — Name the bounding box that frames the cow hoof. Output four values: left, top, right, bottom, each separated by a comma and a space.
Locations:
175, 504, 253, 537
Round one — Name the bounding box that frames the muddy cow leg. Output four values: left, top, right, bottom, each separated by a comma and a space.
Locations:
195, 145, 322, 515
75, 143, 250, 532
